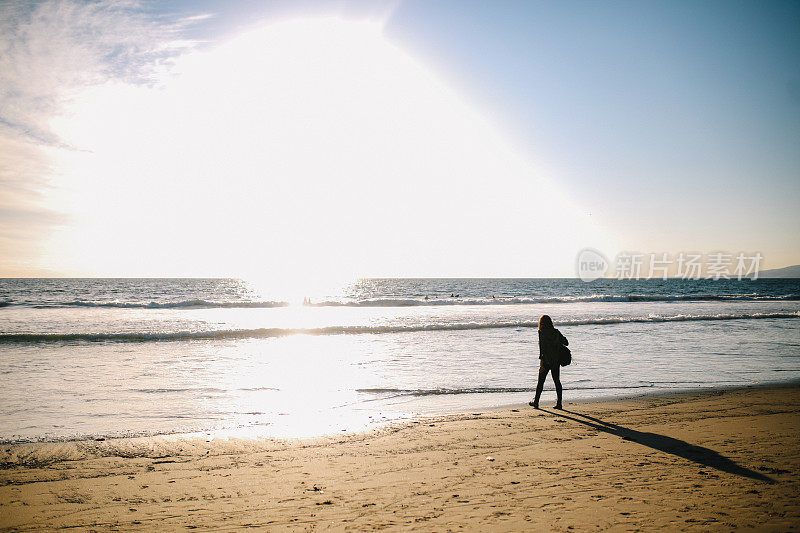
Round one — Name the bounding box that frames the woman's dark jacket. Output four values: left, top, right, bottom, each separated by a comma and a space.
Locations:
538, 327, 568, 368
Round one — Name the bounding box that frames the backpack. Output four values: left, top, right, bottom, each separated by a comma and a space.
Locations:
558, 341, 571, 366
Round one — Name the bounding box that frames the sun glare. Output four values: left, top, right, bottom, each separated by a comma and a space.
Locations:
44, 17, 611, 281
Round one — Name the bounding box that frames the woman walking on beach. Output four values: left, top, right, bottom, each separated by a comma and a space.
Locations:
530, 314, 568, 409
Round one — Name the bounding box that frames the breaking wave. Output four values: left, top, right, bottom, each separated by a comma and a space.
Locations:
1, 311, 797, 343
35, 299, 290, 309
2, 293, 797, 309
356, 384, 661, 397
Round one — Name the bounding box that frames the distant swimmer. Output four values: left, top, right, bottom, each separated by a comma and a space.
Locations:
424, 295, 429, 300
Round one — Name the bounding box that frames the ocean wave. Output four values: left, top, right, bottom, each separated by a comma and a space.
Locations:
4, 293, 798, 309
41, 299, 291, 309
356, 384, 660, 397
128, 387, 227, 394
318, 293, 799, 306
1, 311, 797, 343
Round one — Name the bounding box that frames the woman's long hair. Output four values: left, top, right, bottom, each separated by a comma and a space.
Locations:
539, 314, 554, 331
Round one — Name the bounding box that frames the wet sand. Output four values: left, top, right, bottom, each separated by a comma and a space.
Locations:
2, 384, 799, 531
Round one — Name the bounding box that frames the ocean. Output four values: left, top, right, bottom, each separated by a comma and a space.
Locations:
1, 278, 798, 442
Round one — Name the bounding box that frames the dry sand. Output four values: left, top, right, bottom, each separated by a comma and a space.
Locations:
1, 384, 799, 531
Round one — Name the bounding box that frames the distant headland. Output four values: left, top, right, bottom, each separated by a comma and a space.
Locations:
759, 264, 800, 278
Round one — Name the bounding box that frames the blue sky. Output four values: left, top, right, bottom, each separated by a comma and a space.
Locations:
0, 0, 798, 277
387, 1, 800, 259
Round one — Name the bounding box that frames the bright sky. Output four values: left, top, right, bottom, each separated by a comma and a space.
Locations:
1, 0, 798, 279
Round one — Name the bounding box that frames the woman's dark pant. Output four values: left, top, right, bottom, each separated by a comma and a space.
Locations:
534, 361, 562, 406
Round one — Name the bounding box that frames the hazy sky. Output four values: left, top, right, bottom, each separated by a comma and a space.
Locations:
1, 0, 798, 279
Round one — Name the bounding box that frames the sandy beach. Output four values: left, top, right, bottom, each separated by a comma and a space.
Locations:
3, 1, 799, 530
1, 384, 799, 531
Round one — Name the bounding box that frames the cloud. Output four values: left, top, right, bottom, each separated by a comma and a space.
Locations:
0, 0, 194, 274
1, 7, 611, 278
31, 17, 612, 280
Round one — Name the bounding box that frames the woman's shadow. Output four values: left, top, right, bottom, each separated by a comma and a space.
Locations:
540, 408, 774, 483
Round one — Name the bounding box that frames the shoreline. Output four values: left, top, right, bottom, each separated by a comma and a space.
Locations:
3, 379, 799, 449
2, 383, 799, 530
2, 379, 800, 448
397, 377, 800, 415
